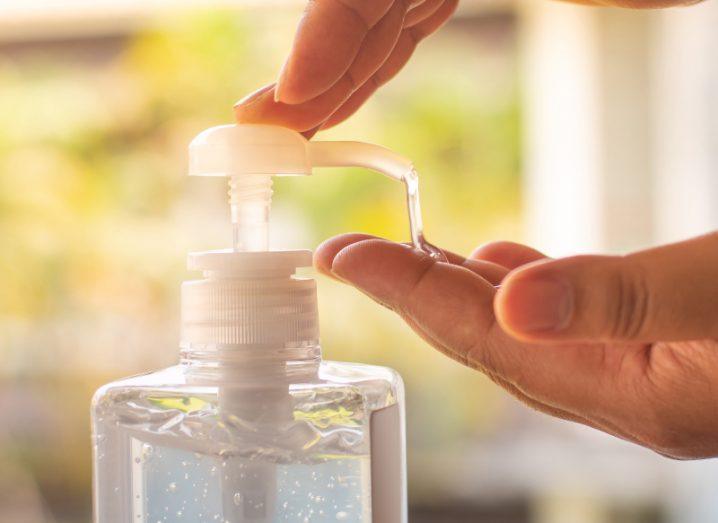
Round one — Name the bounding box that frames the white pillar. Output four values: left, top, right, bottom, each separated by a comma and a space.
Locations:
521, 1, 604, 256
595, 9, 655, 253
652, 1, 718, 245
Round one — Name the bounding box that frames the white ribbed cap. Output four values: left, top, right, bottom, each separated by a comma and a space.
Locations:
181, 250, 319, 347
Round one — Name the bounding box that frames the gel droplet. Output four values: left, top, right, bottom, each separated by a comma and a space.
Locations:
403, 167, 447, 262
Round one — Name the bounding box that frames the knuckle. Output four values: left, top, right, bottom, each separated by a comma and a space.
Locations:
605, 261, 651, 340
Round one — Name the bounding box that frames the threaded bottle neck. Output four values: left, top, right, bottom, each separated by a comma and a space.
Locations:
180, 250, 320, 382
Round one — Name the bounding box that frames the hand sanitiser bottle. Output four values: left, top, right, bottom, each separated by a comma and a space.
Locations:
91, 124, 438, 523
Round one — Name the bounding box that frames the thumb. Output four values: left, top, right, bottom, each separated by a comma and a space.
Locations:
496, 232, 718, 343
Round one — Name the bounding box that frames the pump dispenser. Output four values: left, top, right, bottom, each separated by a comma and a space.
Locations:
189, 124, 444, 259
92, 124, 412, 523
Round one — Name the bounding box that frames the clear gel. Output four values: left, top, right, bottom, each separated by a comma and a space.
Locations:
403, 168, 447, 262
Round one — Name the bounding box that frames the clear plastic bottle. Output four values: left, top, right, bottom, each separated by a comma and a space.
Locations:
91, 328, 405, 523
92, 125, 409, 522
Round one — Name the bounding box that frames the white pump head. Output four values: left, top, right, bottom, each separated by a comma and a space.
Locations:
189, 124, 311, 252
189, 124, 313, 177
189, 123, 413, 180
188, 123, 414, 253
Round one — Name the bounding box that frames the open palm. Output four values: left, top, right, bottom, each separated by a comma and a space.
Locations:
315, 233, 718, 459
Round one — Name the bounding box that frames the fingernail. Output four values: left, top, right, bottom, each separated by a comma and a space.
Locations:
503, 278, 573, 333
233, 84, 275, 109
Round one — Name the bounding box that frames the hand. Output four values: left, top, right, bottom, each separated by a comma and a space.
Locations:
234, 0, 459, 136
315, 232, 718, 459
234, 0, 696, 136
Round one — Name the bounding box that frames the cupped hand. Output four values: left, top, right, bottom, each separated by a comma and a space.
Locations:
315, 232, 718, 459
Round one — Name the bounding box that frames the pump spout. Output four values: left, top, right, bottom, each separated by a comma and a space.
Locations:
308, 139, 445, 261
224, 138, 416, 252
189, 124, 443, 260
188, 123, 413, 182
308, 141, 413, 182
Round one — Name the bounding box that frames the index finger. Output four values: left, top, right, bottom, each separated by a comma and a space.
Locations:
314, 233, 509, 285
276, 0, 401, 105
330, 238, 498, 357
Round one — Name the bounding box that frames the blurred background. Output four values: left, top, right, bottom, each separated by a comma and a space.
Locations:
1, 0, 718, 522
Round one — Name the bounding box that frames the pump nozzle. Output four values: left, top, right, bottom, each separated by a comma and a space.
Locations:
189, 124, 413, 181
189, 124, 443, 257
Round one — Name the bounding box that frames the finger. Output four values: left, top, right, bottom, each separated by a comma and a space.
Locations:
343, 0, 409, 90
315, 233, 508, 285
326, 237, 527, 380
235, 81, 352, 132
275, 0, 397, 105
460, 259, 508, 286
496, 232, 718, 343
236, 0, 409, 131
331, 239, 498, 351
321, 0, 458, 129
315, 233, 379, 276
471, 241, 548, 270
